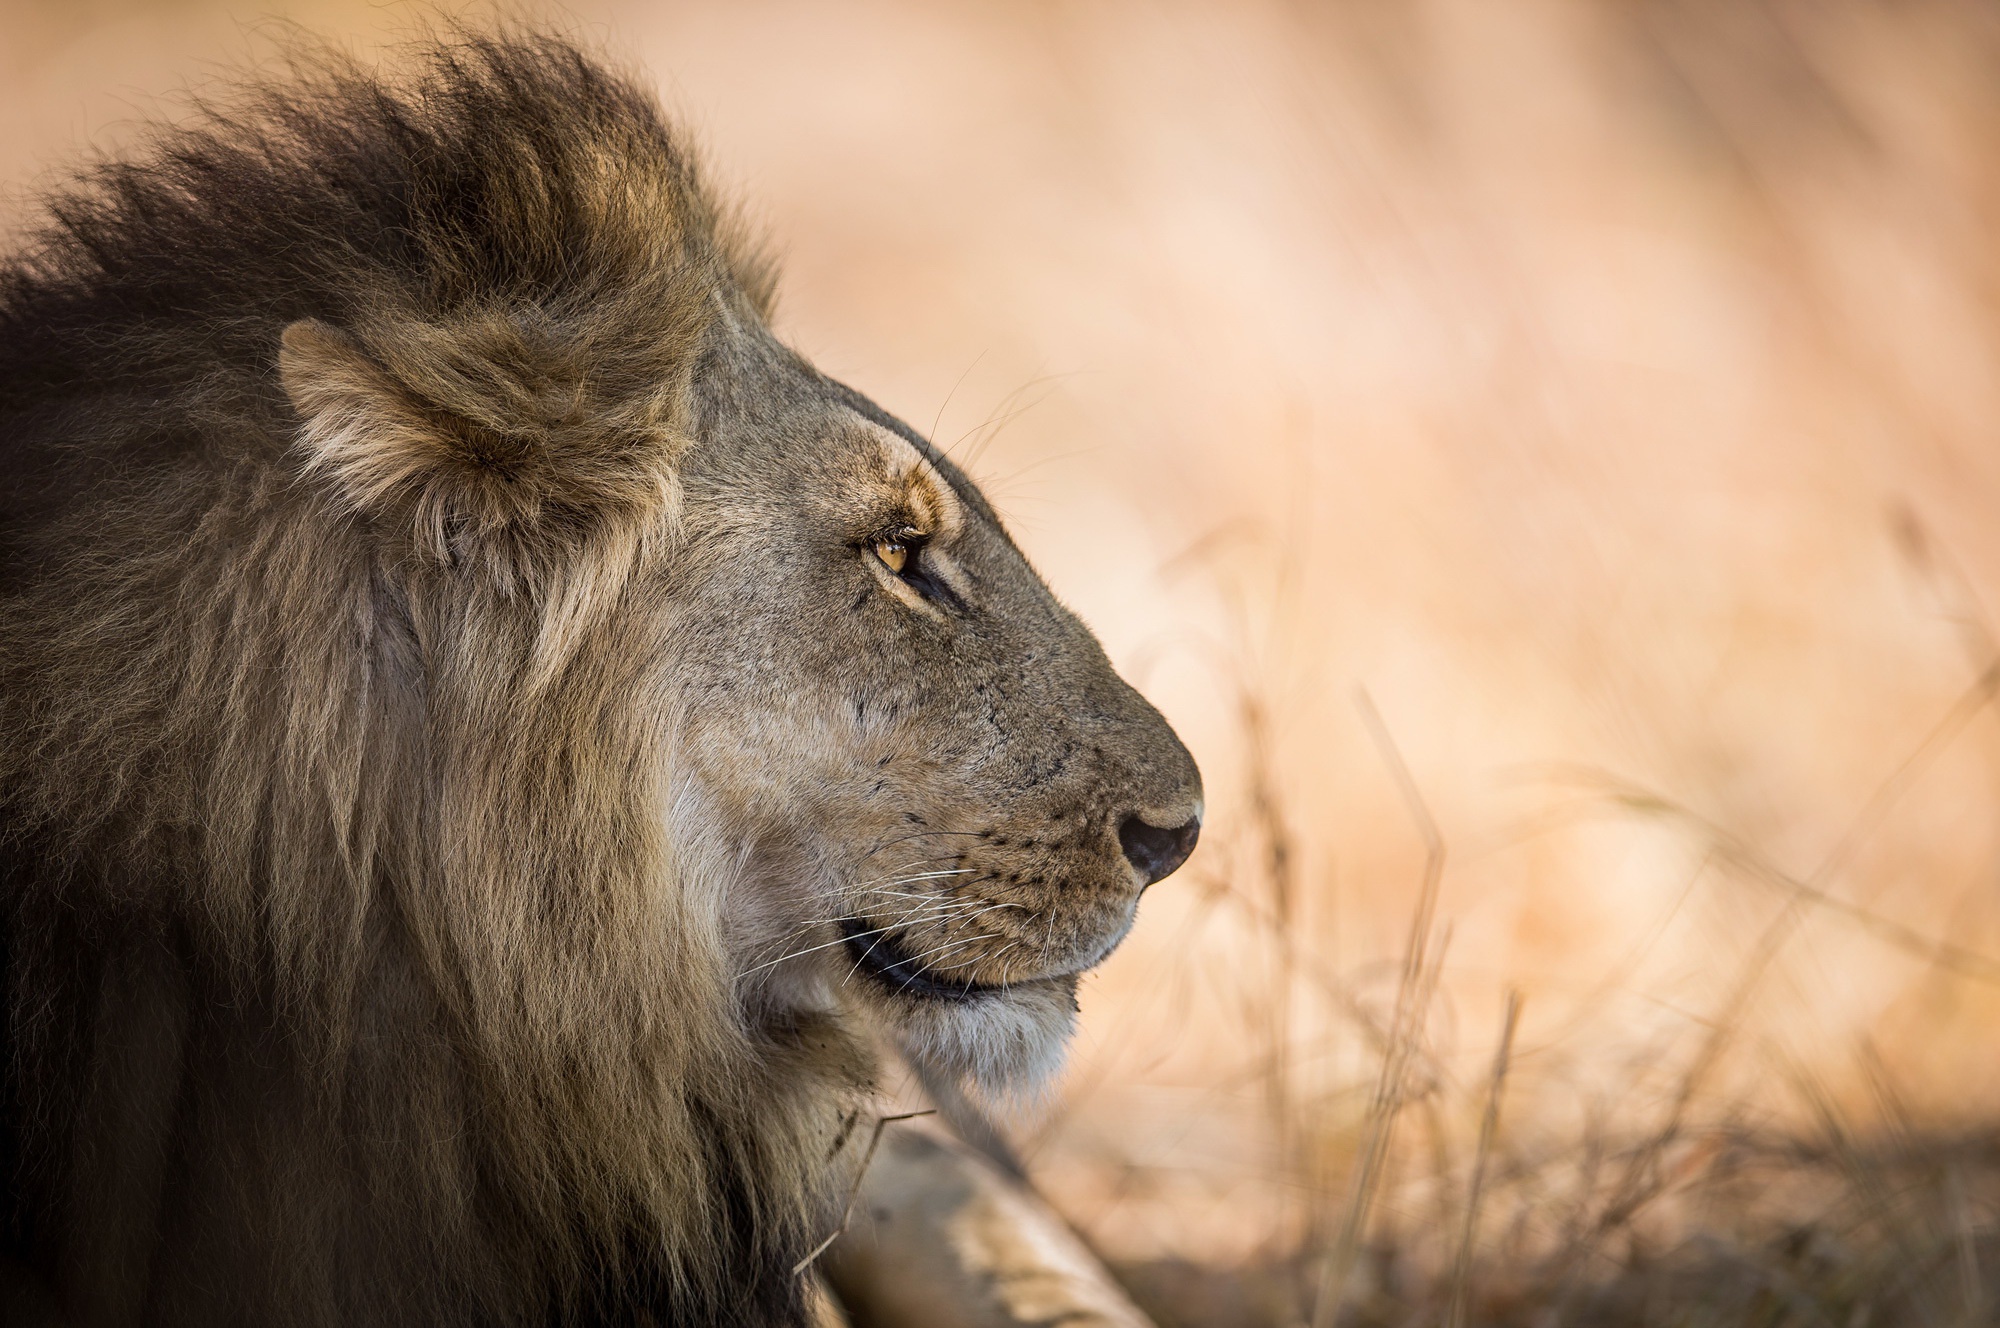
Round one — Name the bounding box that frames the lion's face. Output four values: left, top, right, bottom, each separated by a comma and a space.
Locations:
671, 344, 1202, 1087
277, 300, 1198, 1093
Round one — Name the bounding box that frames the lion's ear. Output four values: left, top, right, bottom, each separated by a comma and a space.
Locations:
279, 319, 458, 527
278, 317, 684, 570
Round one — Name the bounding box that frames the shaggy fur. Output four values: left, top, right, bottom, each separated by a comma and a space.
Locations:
0, 33, 1200, 1328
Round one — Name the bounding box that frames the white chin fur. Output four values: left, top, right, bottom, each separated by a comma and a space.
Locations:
877, 978, 1078, 1096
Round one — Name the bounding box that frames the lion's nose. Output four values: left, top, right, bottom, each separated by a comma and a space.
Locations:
1117, 811, 1202, 888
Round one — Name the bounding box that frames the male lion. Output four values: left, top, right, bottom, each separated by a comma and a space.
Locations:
0, 32, 1199, 1328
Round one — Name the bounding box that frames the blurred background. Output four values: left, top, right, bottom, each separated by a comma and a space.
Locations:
9, 2, 2000, 1322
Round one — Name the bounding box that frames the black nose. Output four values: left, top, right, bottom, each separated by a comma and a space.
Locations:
1118, 811, 1202, 887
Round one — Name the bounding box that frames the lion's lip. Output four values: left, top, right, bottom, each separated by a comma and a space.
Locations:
839, 917, 1005, 1003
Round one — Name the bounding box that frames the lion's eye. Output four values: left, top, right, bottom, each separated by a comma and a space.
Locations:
873, 536, 910, 575
864, 525, 957, 609
869, 527, 927, 579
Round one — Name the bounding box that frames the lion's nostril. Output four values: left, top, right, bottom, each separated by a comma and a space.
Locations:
1117, 811, 1202, 888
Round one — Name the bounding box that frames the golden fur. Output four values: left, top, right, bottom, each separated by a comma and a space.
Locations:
0, 33, 1199, 1327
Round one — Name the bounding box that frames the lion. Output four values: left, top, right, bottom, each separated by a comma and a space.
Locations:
0, 31, 1201, 1328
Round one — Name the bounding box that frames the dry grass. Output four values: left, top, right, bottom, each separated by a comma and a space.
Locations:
1109, 682, 2000, 1324
10, 1, 2000, 1323
1078, 560, 2000, 1326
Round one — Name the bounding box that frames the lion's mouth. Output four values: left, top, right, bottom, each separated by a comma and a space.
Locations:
839, 917, 1005, 1003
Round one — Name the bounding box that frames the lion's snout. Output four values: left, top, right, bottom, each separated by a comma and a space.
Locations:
1090, 671, 1205, 892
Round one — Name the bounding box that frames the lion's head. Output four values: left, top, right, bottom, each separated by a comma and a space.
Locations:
270, 85, 1201, 1104
0, 31, 1196, 1325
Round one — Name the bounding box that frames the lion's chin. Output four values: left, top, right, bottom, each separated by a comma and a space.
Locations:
831, 918, 1081, 1093
868, 973, 1080, 1095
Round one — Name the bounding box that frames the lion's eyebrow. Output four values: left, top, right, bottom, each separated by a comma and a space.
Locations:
866, 423, 966, 539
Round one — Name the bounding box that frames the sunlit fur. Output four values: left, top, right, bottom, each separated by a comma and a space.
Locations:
0, 32, 1198, 1328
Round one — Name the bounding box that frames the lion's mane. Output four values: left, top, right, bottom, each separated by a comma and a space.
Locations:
0, 35, 865, 1327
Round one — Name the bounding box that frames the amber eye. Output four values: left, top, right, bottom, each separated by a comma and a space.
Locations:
872, 536, 909, 575
863, 526, 954, 608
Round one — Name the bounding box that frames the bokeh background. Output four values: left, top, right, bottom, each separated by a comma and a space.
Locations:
10, 2, 2000, 1322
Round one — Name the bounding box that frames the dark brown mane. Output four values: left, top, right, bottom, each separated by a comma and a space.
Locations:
0, 33, 860, 1328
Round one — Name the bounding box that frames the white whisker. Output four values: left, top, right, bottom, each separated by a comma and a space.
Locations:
987, 940, 1024, 983
896, 932, 1002, 969
863, 869, 978, 887
738, 922, 899, 978
789, 897, 981, 931
892, 934, 1003, 993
